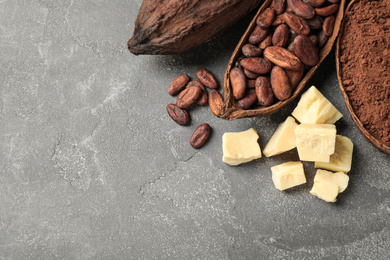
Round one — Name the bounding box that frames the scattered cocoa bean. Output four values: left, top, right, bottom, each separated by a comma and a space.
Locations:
249, 26, 269, 44
168, 73, 190, 96
259, 32, 273, 49
255, 76, 274, 106
230, 67, 247, 100
238, 89, 258, 109
272, 24, 290, 47
190, 123, 211, 148
242, 43, 263, 57
166, 103, 190, 125
196, 68, 218, 89
315, 3, 339, 16
270, 66, 292, 100
208, 89, 224, 117
187, 80, 208, 105
287, 0, 315, 19
176, 86, 202, 108
240, 57, 272, 74
264, 46, 302, 70
293, 35, 319, 66
283, 12, 311, 35
323, 15, 335, 36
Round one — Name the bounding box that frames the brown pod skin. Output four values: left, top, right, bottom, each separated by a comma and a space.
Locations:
293, 35, 319, 66
196, 68, 218, 89
323, 15, 336, 36
315, 4, 339, 16
270, 66, 292, 101
255, 77, 274, 107
306, 15, 323, 29
190, 123, 211, 149
272, 0, 287, 15
168, 74, 190, 96
272, 24, 290, 47
166, 103, 190, 125
176, 86, 202, 108
240, 57, 272, 74
302, 0, 326, 7
256, 7, 276, 29
309, 34, 318, 45
286, 63, 304, 88
208, 89, 224, 117
264, 46, 302, 70
247, 79, 257, 88
272, 14, 286, 26
259, 32, 273, 49
230, 67, 247, 100
244, 69, 260, 79
187, 81, 209, 106
249, 26, 269, 44
317, 30, 329, 48
287, 0, 315, 19
242, 43, 263, 57
283, 12, 311, 35
238, 89, 258, 109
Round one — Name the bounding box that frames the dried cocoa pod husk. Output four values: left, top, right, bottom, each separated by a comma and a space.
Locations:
128, 0, 262, 55
221, 0, 346, 120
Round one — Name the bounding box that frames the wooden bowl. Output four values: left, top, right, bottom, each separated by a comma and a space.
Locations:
220, 0, 346, 120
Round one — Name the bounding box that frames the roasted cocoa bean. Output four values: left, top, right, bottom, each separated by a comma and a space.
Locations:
302, 0, 326, 7
256, 7, 276, 28
247, 79, 257, 88
166, 103, 190, 125
272, 14, 286, 26
272, 0, 287, 15
315, 3, 339, 16
259, 32, 273, 49
244, 69, 260, 79
317, 30, 329, 48
293, 35, 319, 66
287, 41, 296, 53
287, 0, 315, 19
168, 73, 190, 96
255, 76, 274, 106
176, 86, 202, 108
286, 63, 304, 88
264, 46, 302, 70
235, 55, 246, 68
208, 89, 224, 117
309, 34, 318, 45
230, 67, 247, 100
196, 68, 218, 89
249, 26, 269, 44
306, 15, 323, 29
238, 89, 258, 109
242, 43, 263, 57
327, 0, 339, 3
283, 12, 311, 35
188, 81, 208, 106
190, 123, 211, 148
272, 24, 290, 47
240, 57, 272, 74
270, 66, 292, 100
323, 15, 336, 36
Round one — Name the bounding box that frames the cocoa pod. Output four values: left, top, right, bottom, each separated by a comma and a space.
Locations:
128, 0, 262, 55
242, 43, 263, 57
270, 66, 292, 100
317, 30, 329, 48
196, 68, 218, 89
302, 0, 325, 7
256, 7, 276, 29
293, 35, 319, 66
166, 103, 190, 125
259, 32, 273, 49
315, 3, 339, 16
306, 15, 323, 29
249, 26, 269, 44
168, 73, 190, 96
283, 12, 311, 35
244, 69, 260, 79
230, 67, 247, 100
238, 89, 258, 109
208, 89, 224, 117
272, 0, 287, 15
240, 57, 272, 74
247, 79, 257, 88
190, 123, 211, 148
323, 15, 336, 36
272, 14, 286, 26
272, 24, 290, 47
188, 81, 208, 106
286, 63, 304, 88
264, 46, 302, 70
255, 76, 274, 106
287, 0, 315, 19
176, 86, 202, 108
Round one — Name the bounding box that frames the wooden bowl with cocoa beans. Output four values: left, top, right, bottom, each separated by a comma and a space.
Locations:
220, 0, 346, 120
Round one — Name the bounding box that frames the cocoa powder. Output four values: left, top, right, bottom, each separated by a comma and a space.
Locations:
339, 0, 390, 146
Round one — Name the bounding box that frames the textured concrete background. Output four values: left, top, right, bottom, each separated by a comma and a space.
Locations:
1, 0, 389, 259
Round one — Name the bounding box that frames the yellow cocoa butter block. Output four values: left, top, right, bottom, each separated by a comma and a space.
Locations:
295, 124, 336, 162
222, 128, 262, 166
310, 169, 349, 202
263, 116, 298, 157
315, 135, 353, 173
292, 86, 343, 124
271, 161, 306, 191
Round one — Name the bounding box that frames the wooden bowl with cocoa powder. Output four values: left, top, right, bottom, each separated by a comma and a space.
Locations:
220, 0, 346, 120
336, 0, 390, 154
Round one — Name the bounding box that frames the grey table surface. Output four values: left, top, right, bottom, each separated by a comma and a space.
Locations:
1, 1, 389, 259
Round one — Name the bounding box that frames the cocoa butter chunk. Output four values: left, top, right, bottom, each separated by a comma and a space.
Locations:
196, 68, 218, 89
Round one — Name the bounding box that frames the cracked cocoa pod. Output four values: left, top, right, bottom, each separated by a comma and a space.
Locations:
128, 0, 262, 55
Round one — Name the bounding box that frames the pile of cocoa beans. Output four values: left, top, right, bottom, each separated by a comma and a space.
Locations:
230, 0, 339, 110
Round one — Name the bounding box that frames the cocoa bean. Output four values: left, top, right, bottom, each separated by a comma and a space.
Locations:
208, 90, 224, 117
188, 81, 209, 106
263, 46, 302, 70
315, 3, 339, 16
190, 123, 211, 148
293, 35, 319, 66
176, 86, 202, 108
287, 41, 296, 53
249, 26, 269, 44
270, 66, 292, 100
247, 79, 257, 88
242, 43, 263, 57
272, 24, 290, 47
259, 32, 273, 49
238, 89, 258, 109
244, 69, 260, 79
309, 34, 318, 45
306, 15, 323, 29
166, 103, 190, 125
317, 30, 329, 48
327, 0, 339, 3
283, 12, 311, 35
240, 57, 272, 74
272, 0, 287, 15
196, 68, 218, 89
168, 73, 190, 96
272, 14, 286, 26
255, 76, 274, 106
235, 55, 246, 68
257, 7, 276, 28
287, 0, 315, 19
323, 15, 336, 36
230, 67, 247, 100
286, 63, 304, 88
302, 0, 326, 7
